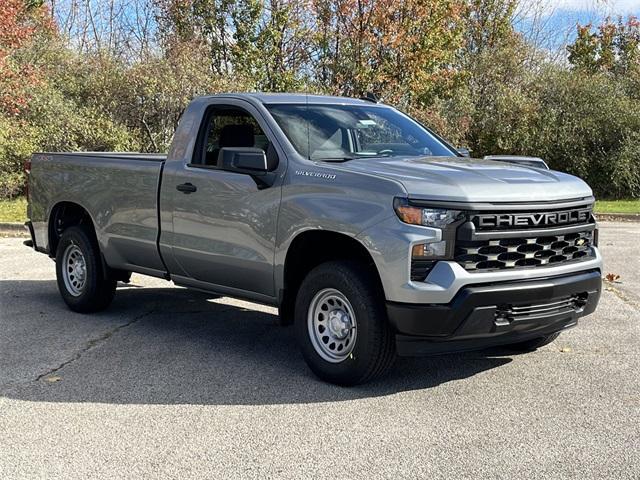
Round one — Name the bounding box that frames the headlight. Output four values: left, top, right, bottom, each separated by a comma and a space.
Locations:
393, 198, 462, 228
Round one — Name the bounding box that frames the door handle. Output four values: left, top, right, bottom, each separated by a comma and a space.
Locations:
176, 182, 197, 194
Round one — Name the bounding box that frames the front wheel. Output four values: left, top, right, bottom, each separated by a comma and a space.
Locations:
55, 225, 116, 313
295, 260, 395, 385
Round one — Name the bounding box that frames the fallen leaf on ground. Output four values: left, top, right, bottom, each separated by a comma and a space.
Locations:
604, 273, 621, 283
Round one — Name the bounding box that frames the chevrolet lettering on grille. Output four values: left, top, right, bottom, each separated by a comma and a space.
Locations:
473, 208, 592, 229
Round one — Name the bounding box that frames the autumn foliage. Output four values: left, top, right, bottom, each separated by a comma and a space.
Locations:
0, 0, 639, 199
0, 0, 53, 115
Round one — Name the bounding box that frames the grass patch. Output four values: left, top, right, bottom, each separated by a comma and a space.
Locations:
0, 197, 27, 223
595, 199, 640, 214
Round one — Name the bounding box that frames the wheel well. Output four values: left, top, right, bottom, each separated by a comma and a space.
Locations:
48, 202, 95, 256
280, 230, 383, 325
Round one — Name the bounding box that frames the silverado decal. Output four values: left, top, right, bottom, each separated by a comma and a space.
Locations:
295, 170, 337, 180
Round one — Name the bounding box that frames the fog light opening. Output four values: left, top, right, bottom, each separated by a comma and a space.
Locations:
412, 241, 447, 259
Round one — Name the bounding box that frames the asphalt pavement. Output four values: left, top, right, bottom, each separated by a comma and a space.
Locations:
0, 222, 638, 479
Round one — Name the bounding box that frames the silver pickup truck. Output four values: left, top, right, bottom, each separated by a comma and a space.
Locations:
25, 93, 602, 385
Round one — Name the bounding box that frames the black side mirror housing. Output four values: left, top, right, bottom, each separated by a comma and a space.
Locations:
219, 147, 269, 174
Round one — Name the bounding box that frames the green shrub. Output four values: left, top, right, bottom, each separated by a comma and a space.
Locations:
609, 135, 640, 198
527, 71, 640, 198
0, 82, 138, 199
0, 118, 37, 198
25, 83, 137, 153
433, 65, 640, 199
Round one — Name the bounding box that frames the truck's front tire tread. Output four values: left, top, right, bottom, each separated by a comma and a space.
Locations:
295, 260, 396, 386
55, 225, 116, 313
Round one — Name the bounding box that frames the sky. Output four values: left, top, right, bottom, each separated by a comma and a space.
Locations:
552, 0, 640, 12
515, 0, 640, 53
535, 0, 640, 25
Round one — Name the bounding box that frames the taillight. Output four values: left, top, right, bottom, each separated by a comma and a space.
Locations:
24, 158, 31, 200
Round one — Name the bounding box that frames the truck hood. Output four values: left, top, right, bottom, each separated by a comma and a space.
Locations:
336, 156, 593, 203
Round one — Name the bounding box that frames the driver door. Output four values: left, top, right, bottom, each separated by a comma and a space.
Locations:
163, 102, 283, 299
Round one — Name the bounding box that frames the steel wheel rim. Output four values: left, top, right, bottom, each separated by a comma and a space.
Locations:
307, 288, 357, 363
62, 244, 87, 297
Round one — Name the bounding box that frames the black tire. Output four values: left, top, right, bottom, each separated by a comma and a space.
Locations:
507, 332, 561, 352
295, 260, 395, 386
55, 225, 116, 313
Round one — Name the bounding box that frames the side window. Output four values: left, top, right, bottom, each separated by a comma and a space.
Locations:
194, 107, 270, 166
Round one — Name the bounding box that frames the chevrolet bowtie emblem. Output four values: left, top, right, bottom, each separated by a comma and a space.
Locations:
576, 238, 586, 246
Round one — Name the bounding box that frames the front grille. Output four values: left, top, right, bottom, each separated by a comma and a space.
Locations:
455, 230, 594, 272
495, 294, 588, 324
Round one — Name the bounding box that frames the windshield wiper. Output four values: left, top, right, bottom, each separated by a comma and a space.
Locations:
314, 153, 397, 162
313, 156, 358, 162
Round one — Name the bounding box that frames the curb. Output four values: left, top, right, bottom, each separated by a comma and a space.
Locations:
596, 213, 640, 222
0, 223, 28, 236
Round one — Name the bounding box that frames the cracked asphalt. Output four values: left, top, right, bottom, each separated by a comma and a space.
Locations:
1, 222, 639, 479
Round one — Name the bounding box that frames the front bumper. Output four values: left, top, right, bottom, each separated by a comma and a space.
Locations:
387, 270, 601, 356
356, 214, 603, 305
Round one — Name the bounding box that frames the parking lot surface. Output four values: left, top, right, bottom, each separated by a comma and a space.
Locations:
1, 222, 639, 479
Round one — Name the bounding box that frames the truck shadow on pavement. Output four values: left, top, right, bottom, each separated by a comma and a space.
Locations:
1, 280, 513, 405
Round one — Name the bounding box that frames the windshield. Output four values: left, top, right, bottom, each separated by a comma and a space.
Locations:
265, 103, 456, 161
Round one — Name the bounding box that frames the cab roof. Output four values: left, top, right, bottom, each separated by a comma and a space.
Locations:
201, 92, 377, 105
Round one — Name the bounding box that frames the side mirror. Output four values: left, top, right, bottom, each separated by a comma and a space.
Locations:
456, 147, 471, 157
219, 147, 268, 174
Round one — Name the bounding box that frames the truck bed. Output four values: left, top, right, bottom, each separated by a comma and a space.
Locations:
33, 152, 167, 161
29, 152, 167, 277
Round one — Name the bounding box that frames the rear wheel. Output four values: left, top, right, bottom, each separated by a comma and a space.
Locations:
295, 260, 395, 385
507, 332, 561, 352
55, 225, 116, 313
